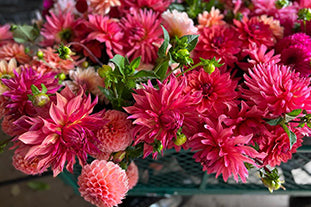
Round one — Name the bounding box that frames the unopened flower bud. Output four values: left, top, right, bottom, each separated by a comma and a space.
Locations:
32, 93, 50, 107
204, 64, 215, 74
98, 65, 113, 78
37, 51, 44, 59
57, 73, 66, 81
174, 133, 187, 146
81, 61, 89, 68
177, 49, 190, 57
261, 177, 285, 193
113, 151, 126, 163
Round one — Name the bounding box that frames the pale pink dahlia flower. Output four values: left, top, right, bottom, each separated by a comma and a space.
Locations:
120, 8, 163, 64
0, 24, 13, 46
0, 59, 19, 95
96, 110, 133, 153
12, 148, 44, 175
86, 15, 123, 58
234, 16, 275, 49
32, 47, 76, 74
184, 68, 239, 117
194, 25, 242, 68
89, 0, 121, 15
41, 11, 80, 46
189, 115, 264, 182
161, 9, 198, 38
124, 76, 201, 158
240, 63, 311, 118
78, 160, 128, 207
126, 161, 139, 190
198, 7, 226, 29
1, 67, 60, 116
0, 43, 31, 64
14, 86, 107, 176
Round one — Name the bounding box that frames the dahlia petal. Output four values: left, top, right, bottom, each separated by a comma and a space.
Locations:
50, 103, 66, 125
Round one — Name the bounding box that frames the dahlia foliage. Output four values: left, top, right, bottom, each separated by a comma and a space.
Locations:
1, 0, 311, 206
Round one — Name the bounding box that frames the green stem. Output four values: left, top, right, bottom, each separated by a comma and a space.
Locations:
176, 62, 203, 77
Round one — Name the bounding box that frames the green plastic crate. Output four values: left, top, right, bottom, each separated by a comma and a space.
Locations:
59, 146, 311, 196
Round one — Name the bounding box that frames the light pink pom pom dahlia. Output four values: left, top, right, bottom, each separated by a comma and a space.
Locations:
78, 160, 129, 207
126, 161, 139, 190
96, 110, 133, 153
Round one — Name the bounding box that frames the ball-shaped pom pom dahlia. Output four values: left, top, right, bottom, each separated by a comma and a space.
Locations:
240, 63, 311, 118
126, 161, 139, 190
96, 110, 133, 153
12, 149, 45, 175
78, 160, 129, 207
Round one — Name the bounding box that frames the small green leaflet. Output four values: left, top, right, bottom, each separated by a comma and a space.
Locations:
27, 181, 50, 191
281, 124, 297, 149
158, 26, 170, 58
266, 117, 283, 126
12, 24, 39, 43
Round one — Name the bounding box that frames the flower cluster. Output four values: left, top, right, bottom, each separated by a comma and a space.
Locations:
1, 0, 311, 206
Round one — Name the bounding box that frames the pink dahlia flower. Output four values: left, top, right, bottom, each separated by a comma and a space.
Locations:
0, 43, 31, 64
89, 0, 121, 15
189, 115, 264, 182
14, 86, 107, 176
78, 160, 128, 207
96, 110, 133, 153
161, 9, 198, 38
12, 147, 44, 175
184, 68, 239, 117
0, 58, 19, 95
120, 8, 163, 64
1, 67, 60, 116
259, 15, 284, 40
260, 124, 308, 167
126, 161, 139, 190
1, 115, 20, 136
90, 151, 111, 161
120, 0, 172, 13
85, 15, 124, 58
194, 25, 242, 69
234, 16, 275, 49
198, 7, 226, 29
276, 33, 311, 53
41, 11, 80, 46
240, 63, 311, 118
124, 76, 201, 158
32, 47, 76, 74
0, 24, 13, 46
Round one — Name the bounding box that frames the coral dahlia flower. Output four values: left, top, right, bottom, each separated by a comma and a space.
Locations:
189, 115, 264, 182
126, 161, 139, 190
14, 86, 107, 176
184, 68, 239, 117
1, 67, 60, 116
240, 63, 311, 118
0, 43, 31, 64
124, 76, 201, 158
96, 110, 133, 153
194, 25, 242, 68
120, 8, 162, 64
85, 15, 124, 58
78, 160, 128, 207
0, 24, 13, 46
198, 7, 226, 29
161, 9, 198, 38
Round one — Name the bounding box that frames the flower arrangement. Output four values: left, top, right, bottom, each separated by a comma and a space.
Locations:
1, 0, 311, 206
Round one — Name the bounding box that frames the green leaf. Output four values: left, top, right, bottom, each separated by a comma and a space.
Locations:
31, 85, 40, 95
99, 86, 115, 101
287, 109, 302, 117
184, 34, 199, 52
130, 70, 158, 82
307, 122, 311, 129
129, 56, 141, 70
281, 124, 297, 149
154, 60, 169, 81
266, 117, 283, 126
168, 3, 185, 11
27, 181, 50, 191
41, 84, 47, 94
110, 55, 125, 72
158, 25, 170, 58
0, 138, 10, 153
12, 25, 39, 43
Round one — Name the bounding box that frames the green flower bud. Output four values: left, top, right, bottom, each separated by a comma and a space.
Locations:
56, 44, 73, 60
98, 65, 113, 78
261, 177, 285, 193
113, 151, 126, 163
174, 133, 187, 146
32, 93, 50, 107
275, 0, 289, 9
204, 64, 216, 74
153, 139, 163, 154
81, 61, 89, 68
57, 73, 66, 81
37, 51, 44, 59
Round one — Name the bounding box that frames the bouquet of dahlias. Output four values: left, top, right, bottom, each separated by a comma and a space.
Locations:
1, 0, 311, 206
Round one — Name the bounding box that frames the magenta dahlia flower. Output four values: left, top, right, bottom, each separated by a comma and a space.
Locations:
240, 63, 311, 118
120, 8, 163, 64
78, 160, 128, 207
14, 86, 107, 176
85, 15, 124, 58
124, 76, 201, 158
1, 67, 60, 116
189, 115, 264, 182
194, 25, 242, 69
184, 68, 239, 117
120, 0, 172, 13
234, 16, 275, 49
